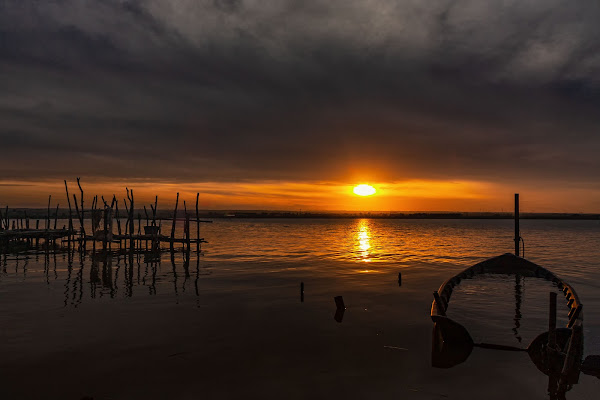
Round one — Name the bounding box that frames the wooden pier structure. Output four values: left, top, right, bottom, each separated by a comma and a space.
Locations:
0, 179, 211, 253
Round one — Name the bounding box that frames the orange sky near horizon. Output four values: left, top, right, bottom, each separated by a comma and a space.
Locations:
1, 179, 599, 213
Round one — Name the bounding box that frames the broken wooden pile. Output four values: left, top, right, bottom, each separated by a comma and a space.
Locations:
0, 178, 211, 253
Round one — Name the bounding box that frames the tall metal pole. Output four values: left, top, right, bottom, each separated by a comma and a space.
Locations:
514, 193, 520, 257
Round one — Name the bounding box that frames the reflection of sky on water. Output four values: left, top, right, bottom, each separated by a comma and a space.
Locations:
1, 219, 600, 398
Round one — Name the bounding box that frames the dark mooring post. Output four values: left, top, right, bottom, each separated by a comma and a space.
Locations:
46, 195, 51, 230
54, 204, 59, 230
114, 197, 122, 248
76, 177, 86, 244
195, 193, 200, 252
170, 193, 179, 250
64, 181, 74, 243
185, 213, 190, 251
128, 189, 135, 249
514, 193, 520, 257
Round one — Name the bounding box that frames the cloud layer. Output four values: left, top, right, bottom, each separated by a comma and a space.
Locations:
1, 1, 600, 189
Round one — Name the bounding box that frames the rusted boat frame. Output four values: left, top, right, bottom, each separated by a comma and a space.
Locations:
431, 253, 585, 394
431, 253, 583, 329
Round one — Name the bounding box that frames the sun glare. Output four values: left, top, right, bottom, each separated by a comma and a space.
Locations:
353, 184, 376, 196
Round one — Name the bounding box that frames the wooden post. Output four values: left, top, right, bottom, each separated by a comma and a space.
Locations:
195, 193, 200, 252
54, 204, 59, 230
76, 178, 86, 240
185, 213, 190, 250
102, 203, 108, 251
123, 198, 129, 237
114, 198, 122, 234
143, 206, 149, 249
183, 200, 188, 250
152, 196, 158, 250
143, 206, 149, 227
64, 180, 73, 243
514, 193, 520, 257
151, 196, 158, 226
91, 195, 99, 236
73, 194, 83, 239
170, 193, 179, 249
137, 212, 142, 249
127, 189, 135, 249
46, 195, 51, 230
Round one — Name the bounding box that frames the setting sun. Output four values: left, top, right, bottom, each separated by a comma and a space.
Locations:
353, 184, 376, 196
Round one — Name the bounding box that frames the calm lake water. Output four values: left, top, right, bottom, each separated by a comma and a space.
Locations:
1, 218, 599, 399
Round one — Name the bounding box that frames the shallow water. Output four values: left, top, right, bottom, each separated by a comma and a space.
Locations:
1, 218, 599, 399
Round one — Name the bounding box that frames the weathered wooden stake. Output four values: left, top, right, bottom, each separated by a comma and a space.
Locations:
114, 198, 122, 233
185, 213, 190, 250
54, 204, 59, 230
64, 180, 73, 242
170, 193, 179, 249
515, 193, 520, 257
137, 212, 142, 249
46, 195, 51, 230
73, 194, 83, 240
76, 177, 86, 241
128, 189, 135, 249
195, 193, 200, 252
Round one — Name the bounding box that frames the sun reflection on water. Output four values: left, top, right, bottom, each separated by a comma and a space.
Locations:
356, 219, 372, 263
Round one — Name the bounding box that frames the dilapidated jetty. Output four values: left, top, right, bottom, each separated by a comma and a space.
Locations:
0, 178, 211, 253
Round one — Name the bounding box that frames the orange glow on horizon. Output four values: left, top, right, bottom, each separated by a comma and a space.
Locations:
0, 178, 598, 213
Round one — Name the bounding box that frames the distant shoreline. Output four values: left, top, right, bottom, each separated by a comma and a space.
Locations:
2, 209, 599, 220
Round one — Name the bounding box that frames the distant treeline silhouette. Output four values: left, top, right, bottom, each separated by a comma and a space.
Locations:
3, 209, 599, 220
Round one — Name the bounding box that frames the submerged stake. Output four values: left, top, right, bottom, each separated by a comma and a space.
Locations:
334, 295, 345, 310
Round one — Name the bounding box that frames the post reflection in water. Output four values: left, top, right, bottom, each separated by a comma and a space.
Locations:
0, 248, 210, 306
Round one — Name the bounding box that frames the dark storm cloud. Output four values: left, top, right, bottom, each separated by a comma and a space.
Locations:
1, 0, 600, 184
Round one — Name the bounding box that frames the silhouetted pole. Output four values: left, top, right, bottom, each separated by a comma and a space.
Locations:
170, 193, 179, 251
185, 213, 190, 251
195, 193, 200, 252
514, 193, 520, 257
54, 204, 59, 230
114, 198, 122, 248
46, 195, 51, 231
128, 189, 135, 249
64, 180, 74, 241
76, 177, 86, 243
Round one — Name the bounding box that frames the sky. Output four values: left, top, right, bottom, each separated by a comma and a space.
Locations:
1, 1, 600, 212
